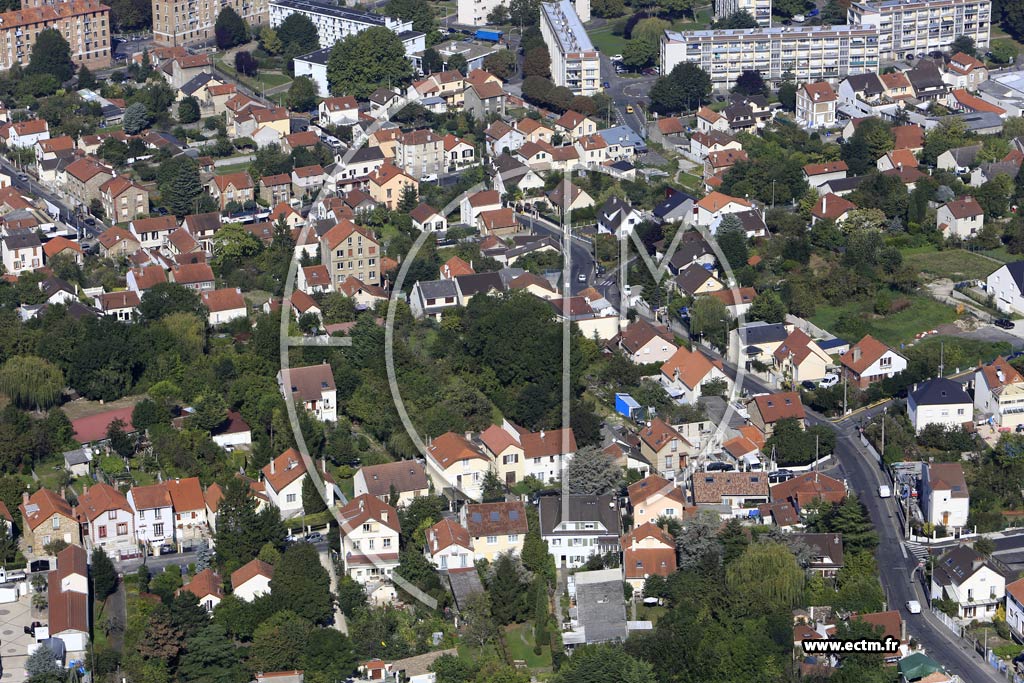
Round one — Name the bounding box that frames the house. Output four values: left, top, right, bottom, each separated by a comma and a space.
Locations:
367, 163, 417, 210
164, 229, 200, 259
127, 265, 168, 296
930, 544, 1005, 622
772, 328, 832, 384
770, 472, 845, 511
182, 212, 222, 251
485, 120, 525, 157
97, 226, 140, 258
793, 532, 845, 577
987, 261, 1024, 315
880, 71, 915, 99
338, 494, 400, 586
795, 82, 838, 129
811, 193, 857, 225
660, 345, 729, 405
691, 471, 770, 510
170, 262, 215, 291
907, 378, 972, 432
637, 419, 690, 479
353, 461, 430, 507
897, 653, 952, 683
628, 475, 689, 526
695, 106, 730, 133
839, 334, 907, 389
546, 179, 593, 216
127, 483, 173, 554
563, 568, 629, 647
974, 356, 1024, 430
207, 172, 254, 210
461, 501, 528, 562
318, 96, 359, 126
2, 232, 42, 276
277, 362, 337, 422
298, 265, 332, 295
441, 255, 474, 280
905, 59, 948, 101
62, 448, 93, 478
464, 80, 506, 120
615, 319, 677, 365
410, 203, 447, 233
425, 431, 490, 500
164, 477, 207, 547
200, 288, 247, 326
1005, 578, 1024, 641
9, 119, 49, 149
211, 410, 252, 452
803, 161, 848, 189
443, 134, 476, 171
937, 143, 984, 173
694, 192, 751, 227
948, 88, 1006, 117
706, 286, 758, 319
180, 568, 223, 612
129, 215, 178, 251
516, 117, 554, 144
48, 544, 90, 654
425, 517, 473, 570
99, 177, 149, 223
877, 148, 919, 173
703, 148, 748, 185
74, 483, 135, 559
460, 189, 501, 225
231, 559, 274, 602
70, 406, 136, 447
553, 110, 598, 140
748, 392, 805, 437
944, 52, 988, 90
689, 130, 741, 160
395, 129, 445, 180
320, 220, 381, 287
937, 196, 984, 239
730, 321, 791, 369
921, 462, 970, 530
261, 448, 335, 518
258, 174, 292, 205
478, 422, 576, 485
621, 522, 676, 593
539, 494, 621, 569
597, 196, 642, 238
409, 279, 459, 320
652, 189, 696, 225
39, 277, 77, 307
20, 489, 79, 555
477, 207, 518, 237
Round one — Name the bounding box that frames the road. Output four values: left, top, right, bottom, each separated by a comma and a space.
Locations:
115, 539, 330, 574
516, 212, 596, 295
0, 158, 102, 239
600, 55, 658, 138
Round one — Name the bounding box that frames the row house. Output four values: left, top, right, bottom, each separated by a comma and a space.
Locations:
207, 172, 254, 211
338, 494, 400, 587
320, 219, 380, 286
61, 157, 112, 210
261, 447, 336, 518
99, 177, 149, 223
74, 483, 136, 559
478, 421, 577, 485
395, 129, 445, 180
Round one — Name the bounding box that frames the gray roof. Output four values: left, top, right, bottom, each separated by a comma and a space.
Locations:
909, 377, 970, 406
180, 72, 217, 96
598, 125, 646, 151
732, 209, 766, 235
495, 267, 526, 288
63, 448, 91, 466
296, 47, 332, 66
446, 567, 484, 610
976, 159, 1020, 181
574, 569, 628, 644
946, 112, 1004, 133
538, 494, 621, 537
416, 279, 458, 300
906, 60, 946, 92
821, 175, 867, 194
942, 143, 983, 166
348, 145, 385, 165
653, 190, 695, 220
738, 321, 788, 345
455, 272, 505, 296
667, 232, 713, 271
844, 73, 884, 96
3, 232, 41, 249
932, 544, 1001, 587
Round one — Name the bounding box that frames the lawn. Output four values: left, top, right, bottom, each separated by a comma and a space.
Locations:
902, 246, 1003, 282
215, 161, 254, 176
214, 56, 292, 93
809, 295, 958, 347
338, 476, 354, 501
503, 623, 553, 669
587, 25, 628, 56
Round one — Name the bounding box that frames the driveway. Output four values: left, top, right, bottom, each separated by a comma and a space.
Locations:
0, 596, 40, 682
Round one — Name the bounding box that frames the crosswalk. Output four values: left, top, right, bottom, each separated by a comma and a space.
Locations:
906, 541, 930, 563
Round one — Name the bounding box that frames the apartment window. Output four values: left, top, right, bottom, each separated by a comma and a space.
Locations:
286, 493, 296, 503
487, 535, 497, 544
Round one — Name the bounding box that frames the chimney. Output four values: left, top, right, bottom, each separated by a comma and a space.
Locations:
822, 195, 827, 214
540, 430, 545, 440
853, 347, 862, 362
270, 458, 276, 475
897, 162, 903, 171
82, 485, 88, 495
997, 369, 1005, 384
22, 491, 28, 504
900, 618, 907, 643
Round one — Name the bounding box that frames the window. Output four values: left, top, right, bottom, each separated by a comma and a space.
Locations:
98, 525, 107, 538
383, 538, 391, 548
363, 523, 371, 532
52, 517, 60, 529
153, 523, 164, 536
117, 523, 128, 535
508, 534, 518, 542
155, 508, 162, 519
487, 535, 497, 544
108, 511, 117, 520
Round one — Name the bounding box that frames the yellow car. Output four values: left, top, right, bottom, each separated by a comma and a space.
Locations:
626, 105, 634, 114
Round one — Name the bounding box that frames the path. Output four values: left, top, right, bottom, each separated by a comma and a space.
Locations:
319, 547, 347, 635
925, 278, 996, 322
104, 581, 127, 652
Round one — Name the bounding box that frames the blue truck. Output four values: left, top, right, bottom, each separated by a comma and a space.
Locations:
475, 29, 503, 42
615, 393, 642, 421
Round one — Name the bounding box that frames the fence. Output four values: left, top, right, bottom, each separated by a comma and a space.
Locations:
930, 607, 963, 637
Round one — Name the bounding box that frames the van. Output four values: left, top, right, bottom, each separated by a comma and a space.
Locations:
878, 485, 892, 498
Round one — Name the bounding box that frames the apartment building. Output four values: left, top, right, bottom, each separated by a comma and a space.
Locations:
540, 0, 600, 96
848, 0, 991, 61
715, 0, 771, 26
320, 219, 380, 286
269, 0, 411, 47
0, 0, 110, 71
661, 24, 880, 90
153, 0, 267, 45
394, 129, 444, 180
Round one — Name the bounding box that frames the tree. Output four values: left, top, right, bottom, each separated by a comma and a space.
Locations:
0, 356, 63, 411
177, 623, 243, 683
650, 62, 711, 114
178, 96, 200, 124
623, 36, 658, 68
26, 643, 61, 682
27, 29, 73, 82
303, 628, 357, 683
447, 53, 469, 76
820, 494, 878, 553
287, 76, 318, 112
159, 157, 205, 217
398, 184, 418, 212
421, 48, 443, 74
215, 476, 284, 568
336, 574, 367, 617
565, 445, 621, 495
122, 102, 150, 135
234, 50, 258, 77
301, 475, 327, 514
106, 419, 136, 459
990, 39, 1019, 64
509, 0, 540, 26
749, 290, 786, 323
726, 542, 805, 614
732, 70, 767, 96
78, 65, 97, 90
711, 10, 758, 28
921, 117, 969, 166
461, 592, 500, 648
715, 214, 748, 271
674, 511, 723, 569
592, 0, 626, 17
949, 34, 976, 56
523, 48, 551, 78
91, 547, 118, 600
777, 80, 797, 111
718, 517, 749, 564
327, 27, 413, 99
386, 0, 435, 32
214, 7, 247, 49
139, 282, 203, 321
483, 50, 517, 80
489, 552, 530, 625
259, 26, 283, 54
251, 610, 312, 672
553, 644, 655, 683
819, 0, 846, 24
488, 3, 511, 23
270, 542, 334, 623
689, 295, 730, 349
773, 0, 809, 17
276, 12, 319, 52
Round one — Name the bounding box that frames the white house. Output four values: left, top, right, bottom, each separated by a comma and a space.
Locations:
425, 432, 490, 501
74, 483, 135, 560
616, 319, 678, 365
318, 96, 359, 126
201, 288, 248, 327
230, 559, 274, 602
2, 232, 43, 276
921, 462, 970, 530
930, 545, 1005, 622
277, 363, 337, 422
180, 568, 224, 613
261, 449, 336, 518
424, 518, 474, 570
9, 119, 50, 148
660, 345, 730, 404
338, 494, 400, 586
165, 477, 208, 548
48, 544, 89, 654
987, 261, 1024, 316
127, 483, 174, 555
693, 191, 752, 227
937, 196, 984, 239
907, 378, 973, 432
597, 196, 642, 237
974, 356, 1024, 430
1005, 578, 1024, 640
795, 82, 838, 129
353, 461, 430, 507
538, 494, 621, 569
839, 335, 907, 389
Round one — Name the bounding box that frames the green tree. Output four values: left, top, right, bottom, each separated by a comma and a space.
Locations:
447, 53, 469, 75
386, 0, 435, 32
777, 80, 798, 111
77, 65, 97, 90
622, 36, 658, 68
523, 48, 551, 78
421, 48, 444, 74
711, 10, 758, 28
26, 643, 62, 682
689, 295, 730, 348
726, 542, 804, 613
819, 494, 878, 553
489, 552, 529, 625
177, 623, 243, 683
139, 282, 204, 321
98, 138, 130, 167
327, 27, 413, 99
302, 628, 357, 683
301, 475, 327, 514
336, 574, 366, 617
715, 213, 748, 271
27, 29, 73, 82
482, 50, 517, 80
732, 70, 767, 96
749, 290, 786, 323
215, 476, 285, 568
718, 517, 749, 564
123, 102, 151, 135
553, 644, 655, 683
270, 541, 333, 624
276, 12, 319, 53
922, 117, 970, 166
214, 6, 247, 49
178, 96, 200, 124
286, 76, 318, 112
819, 0, 846, 23
650, 62, 711, 114
0, 356, 63, 411
250, 610, 312, 672
158, 156, 205, 217
91, 547, 118, 600
259, 26, 283, 54
990, 39, 1019, 64
565, 445, 621, 495
949, 34, 976, 56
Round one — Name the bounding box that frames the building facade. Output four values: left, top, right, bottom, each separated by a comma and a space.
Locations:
269, 0, 410, 46
153, 0, 267, 45
540, 0, 600, 96
0, 0, 110, 71
848, 0, 991, 61
715, 0, 771, 26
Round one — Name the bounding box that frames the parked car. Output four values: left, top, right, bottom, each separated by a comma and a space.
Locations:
159, 544, 175, 554
706, 461, 735, 472
818, 373, 840, 389
610, 54, 623, 62
800, 380, 817, 391
994, 318, 1015, 329
878, 485, 892, 498
305, 531, 324, 543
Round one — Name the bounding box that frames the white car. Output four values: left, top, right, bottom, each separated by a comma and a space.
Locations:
906, 600, 922, 614
818, 373, 840, 389
610, 54, 623, 62
878, 485, 892, 498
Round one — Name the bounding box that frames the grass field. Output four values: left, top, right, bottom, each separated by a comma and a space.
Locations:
587, 12, 713, 57
456, 623, 553, 672
902, 246, 1003, 281
214, 56, 292, 93
215, 161, 254, 175
809, 295, 958, 347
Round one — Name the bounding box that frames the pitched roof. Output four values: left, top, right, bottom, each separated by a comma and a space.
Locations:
281, 363, 336, 404
410, 202, 441, 223
49, 544, 88, 635
948, 52, 985, 74
840, 334, 900, 374
618, 319, 674, 354
132, 215, 178, 233
928, 463, 968, 497
211, 171, 254, 192
660, 345, 717, 390
96, 290, 140, 311
468, 189, 500, 208
932, 544, 999, 587
803, 160, 848, 176
427, 517, 471, 553
479, 207, 516, 231
262, 448, 308, 492
321, 219, 377, 250
752, 392, 805, 423
71, 406, 136, 444
881, 71, 913, 92
979, 356, 1024, 390
368, 162, 412, 187
338, 493, 400, 532
20, 488, 73, 530
65, 157, 112, 183
201, 288, 246, 313
812, 193, 857, 220
442, 255, 474, 278
130, 483, 171, 510
627, 474, 686, 507
43, 236, 82, 258
893, 124, 925, 150
74, 482, 132, 522
231, 558, 274, 589
181, 568, 224, 600
171, 262, 214, 285
623, 546, 676, 580
773, 328, 824, 366
164, 477, 204, 512
770, 472, 845, 507
696, 191, 750, 212
884, 148, 919, 169
909, 377, 970, 406
638, 418, 686, 454
696, 106, 724, 123
465, 501, 528, 537
427, 432, 488, 468
692, 471, 769, 503
951, 88, 1005, 115
800, 81, 837, 102
943, 195, 983, 218
357, 460, 429, 497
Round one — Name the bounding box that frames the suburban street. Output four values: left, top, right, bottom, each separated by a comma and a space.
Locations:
517, 211, 596, 295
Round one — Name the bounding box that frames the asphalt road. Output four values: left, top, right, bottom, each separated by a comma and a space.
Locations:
517, 212, 595, 295
0, 158, 102, 239
600, 55, 657, 138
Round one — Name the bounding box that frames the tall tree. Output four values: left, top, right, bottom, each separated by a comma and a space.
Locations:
159, 156, 205, 217
488, 552, 530, 625
27, 29, 73, 82
649, 62, 711, 114
949, 34, 976, 56
725, 542, 805, 613
0, 356, 63, 411
732, 70, 767, 96
123, 102, 151, 135
214, 7, 247, 49
748, 290, 786, 323
327, 27, 413, 99
286, 76, 318, 112
674, 511, 724, 569
565, 445, 621, 495
386, 0, 435, 32
276, 12, 319, 50
177, 623, 243, 683
177, 96, 201, 124
25, 643, 62, 683
269, 539, 333, 624
715, 214, 748, 272
215, 476, 275, 569
301, 475, 327, 514
250, 610, 313, 672
91, 547, 118, 599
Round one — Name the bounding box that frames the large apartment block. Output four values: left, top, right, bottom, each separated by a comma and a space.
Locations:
153, 0, 267, 45
715, 0, 771, 27
269, 0, 411, 46
540, 0, 600, 96
456, 0, 503, 27
661, 24, 880, 90
0, 0, 110, 71
848, 0, 991, 61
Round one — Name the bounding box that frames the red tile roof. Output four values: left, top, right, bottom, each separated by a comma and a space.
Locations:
71, 406, 136, 444
427, 432, 488, 469
75, 482, 132, 522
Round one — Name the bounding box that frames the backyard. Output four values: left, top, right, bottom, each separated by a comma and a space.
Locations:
213, 55, 292, 95
809, 294, 958, 347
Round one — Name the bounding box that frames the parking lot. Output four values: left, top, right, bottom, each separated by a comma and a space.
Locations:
0, 595, 41, 682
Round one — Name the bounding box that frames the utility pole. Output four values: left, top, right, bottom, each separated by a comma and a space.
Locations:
842, 371, 848, 415
938, 340, 944, 377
